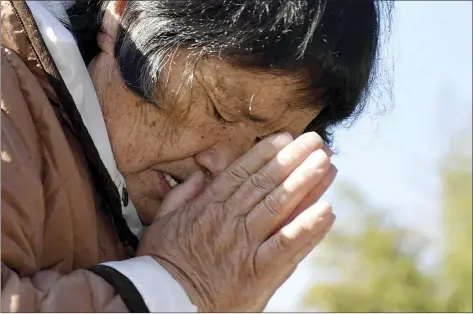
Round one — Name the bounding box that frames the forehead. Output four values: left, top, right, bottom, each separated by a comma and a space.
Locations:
200, 58, 320, 135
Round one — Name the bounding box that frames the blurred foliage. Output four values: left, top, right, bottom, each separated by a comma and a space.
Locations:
302, 128, 472, 312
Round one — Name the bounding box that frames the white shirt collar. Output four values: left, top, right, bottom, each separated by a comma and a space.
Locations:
26, 1, 143, 236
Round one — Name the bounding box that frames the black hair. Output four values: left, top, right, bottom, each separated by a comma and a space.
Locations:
66, 0, 104, 65
67, 0, 392, 144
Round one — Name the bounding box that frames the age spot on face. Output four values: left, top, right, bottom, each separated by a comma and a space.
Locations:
135, 100, 145, 108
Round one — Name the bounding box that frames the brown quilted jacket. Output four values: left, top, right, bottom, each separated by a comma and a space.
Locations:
1, 1, 153, 312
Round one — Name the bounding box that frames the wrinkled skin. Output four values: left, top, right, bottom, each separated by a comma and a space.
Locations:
138, 132, 337, 311
88, 1, 319, 224
89, 2, 337, 312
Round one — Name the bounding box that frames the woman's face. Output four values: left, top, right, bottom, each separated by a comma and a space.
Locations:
89, 7, 321, 224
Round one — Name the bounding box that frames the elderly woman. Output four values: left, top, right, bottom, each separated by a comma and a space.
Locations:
1, 0, 387, 312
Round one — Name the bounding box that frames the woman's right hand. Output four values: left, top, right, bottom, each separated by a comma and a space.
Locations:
137, 132, 337, 312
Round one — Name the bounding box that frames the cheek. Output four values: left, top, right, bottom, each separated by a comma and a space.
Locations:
109, 101, 171, 173
164, 111, 224, 155
125, 169, 164, 224
132, 103, 225, 166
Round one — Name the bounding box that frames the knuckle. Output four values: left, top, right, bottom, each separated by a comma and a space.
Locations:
249, 171, 276, 193
295, 220, 314, 237
227, 163, 251, 182
206, 183, 227, 202
261, 191, 283, 217
274, 233, 291, 252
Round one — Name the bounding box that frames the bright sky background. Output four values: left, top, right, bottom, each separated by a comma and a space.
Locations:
266, 1, 472, 311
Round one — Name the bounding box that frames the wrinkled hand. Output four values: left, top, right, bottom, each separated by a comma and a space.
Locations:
138, 132, 337, 312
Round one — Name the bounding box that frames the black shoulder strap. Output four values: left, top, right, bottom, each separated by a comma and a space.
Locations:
88, 265, 150, 312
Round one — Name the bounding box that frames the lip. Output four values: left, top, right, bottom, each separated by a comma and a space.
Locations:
154, 170, 172, 197
150, 166, 185, 184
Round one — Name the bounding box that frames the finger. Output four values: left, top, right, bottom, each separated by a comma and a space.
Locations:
260, 211, 335, 294
245, 148, 331, 239
201, 133, 293, 202
203, 132, 293, 202
287, 214, 335, 265
255, 200, 335, 273
157, 171, 206, 219
283, 164, 337, 226
227, 132, 326, 215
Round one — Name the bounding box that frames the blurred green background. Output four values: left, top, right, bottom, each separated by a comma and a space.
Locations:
265, 1, 472, 312
302, 126, 472, 312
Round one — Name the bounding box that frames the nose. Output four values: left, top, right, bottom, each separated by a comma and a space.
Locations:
194, 137, 255, 179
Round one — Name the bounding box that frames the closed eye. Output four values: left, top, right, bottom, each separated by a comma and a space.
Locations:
242, 111, 269, 123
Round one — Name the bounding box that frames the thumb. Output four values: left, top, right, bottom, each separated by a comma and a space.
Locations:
156, 171, 206, 219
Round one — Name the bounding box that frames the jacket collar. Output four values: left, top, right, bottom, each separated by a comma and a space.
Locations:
26, 1, 143, 236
